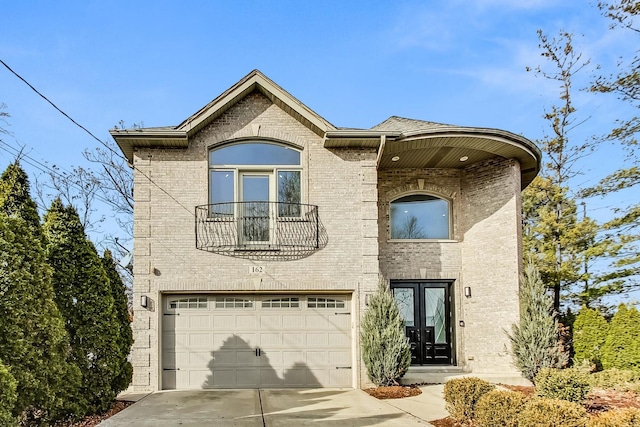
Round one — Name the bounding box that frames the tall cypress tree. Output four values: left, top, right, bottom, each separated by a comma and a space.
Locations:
44, 199, 120, 414
0, 162, 81, 423
102, 250, 133, 396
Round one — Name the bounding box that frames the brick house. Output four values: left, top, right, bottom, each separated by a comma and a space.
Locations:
110, 70, 540, 391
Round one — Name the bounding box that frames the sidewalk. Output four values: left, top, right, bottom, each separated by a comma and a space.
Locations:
379, 384, 449, 425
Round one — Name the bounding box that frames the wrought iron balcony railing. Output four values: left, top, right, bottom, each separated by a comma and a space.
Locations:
195, 202, 326, 259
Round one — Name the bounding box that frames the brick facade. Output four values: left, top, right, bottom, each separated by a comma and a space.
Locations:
117, 71, 538, 391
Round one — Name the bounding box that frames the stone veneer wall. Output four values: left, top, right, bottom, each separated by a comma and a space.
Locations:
129, 92, 380, 391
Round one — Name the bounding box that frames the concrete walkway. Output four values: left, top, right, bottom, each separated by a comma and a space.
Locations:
99, 385, 449, 426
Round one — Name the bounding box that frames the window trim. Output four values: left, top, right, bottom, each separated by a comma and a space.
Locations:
388, 192, 453, 241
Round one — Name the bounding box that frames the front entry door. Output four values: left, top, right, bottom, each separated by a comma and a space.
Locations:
392, 282, 453, 365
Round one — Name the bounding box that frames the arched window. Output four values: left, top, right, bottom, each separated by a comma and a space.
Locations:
209, 142, 302, 210
390, 194, 450, 239
208, 141, 303, 243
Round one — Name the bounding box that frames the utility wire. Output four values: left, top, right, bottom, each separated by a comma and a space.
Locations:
0, 58, 194, 217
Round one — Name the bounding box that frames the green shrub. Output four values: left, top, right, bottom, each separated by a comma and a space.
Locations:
519, 398, 588, 427
587, 408, 640, 427
360, 280, 411, 386
573, 306, 608, 369
507, 262, 567, 382
0, 360, 17, 427
475, 389, 527, 427
535, 368, 591, 403
589, 368, 640, 393
601, 304, 640, 371
443, 377, 495, 424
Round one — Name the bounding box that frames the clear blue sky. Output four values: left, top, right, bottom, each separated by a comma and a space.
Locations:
1, 1, 637, 301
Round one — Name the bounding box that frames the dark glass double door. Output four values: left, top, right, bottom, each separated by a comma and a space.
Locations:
392, 282, 453, 365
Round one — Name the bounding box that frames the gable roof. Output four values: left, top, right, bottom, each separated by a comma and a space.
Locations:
110, 70, 336, 162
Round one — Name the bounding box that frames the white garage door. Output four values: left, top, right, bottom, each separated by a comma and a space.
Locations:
162, 294, 352, 389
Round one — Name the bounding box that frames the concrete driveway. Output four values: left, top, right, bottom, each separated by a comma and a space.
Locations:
99, 388, 437, 426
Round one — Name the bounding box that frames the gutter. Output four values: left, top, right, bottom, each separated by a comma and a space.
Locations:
376, 135, 386, 169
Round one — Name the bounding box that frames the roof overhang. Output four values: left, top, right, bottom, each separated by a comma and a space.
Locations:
109, 128, 188, 164
325, 127, 541, 188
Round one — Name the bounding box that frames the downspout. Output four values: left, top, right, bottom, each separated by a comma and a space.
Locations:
376, 134, 386, 169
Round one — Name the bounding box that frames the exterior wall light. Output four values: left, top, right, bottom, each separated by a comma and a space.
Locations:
141, 295, 148, 308
365, 294, 371, 306
464, 287, 472, 298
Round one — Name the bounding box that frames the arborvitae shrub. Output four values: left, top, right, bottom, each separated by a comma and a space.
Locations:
102, 250, 133, 397
44, 200, 121, 415
587, 408, 640, 427
507, 262, 567, 382
535, 368, 591, 403
589, 368, 640, 393
443, 377, 495, 424
475, 389, 526, 427
601, 304, 640, 371
573, 306, 608, 369
360, 280, 411, 386
0, 360, 17, 427
519, 398, 588, 427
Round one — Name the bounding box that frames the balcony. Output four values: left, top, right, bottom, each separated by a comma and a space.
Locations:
195, 202, 326, 260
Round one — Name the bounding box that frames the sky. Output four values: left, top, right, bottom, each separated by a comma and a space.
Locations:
1, 1, 637, 301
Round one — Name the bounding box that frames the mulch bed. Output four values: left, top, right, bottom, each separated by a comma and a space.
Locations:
54, 401, 133, 427
364, 385, 422, 399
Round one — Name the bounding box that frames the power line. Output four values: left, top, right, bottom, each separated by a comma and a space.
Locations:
0, 58, 195, 217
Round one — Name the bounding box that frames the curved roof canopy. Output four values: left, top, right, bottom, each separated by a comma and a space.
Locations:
110, 70, 541, 188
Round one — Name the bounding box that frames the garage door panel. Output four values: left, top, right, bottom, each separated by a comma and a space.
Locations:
188, 332, 211, 347
260, 368, 284, 387
236, 315, 257, 328
163, 294, 352, 389
283, 333, 305, 347
189, 314, 211, 329
306, 333, 328, 347
283, 314, 306, 328
212, 315, 235, 328
329, 350, 351, 365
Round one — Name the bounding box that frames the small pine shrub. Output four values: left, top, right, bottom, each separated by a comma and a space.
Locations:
587, 408, 640, 427
589, 369, 640, 393
0, 360, 17, 427
360, 280, 411, 386
573, 306, 608, 369
507, 262, 567, 382
519, 398, 588, 427
475, 389, 527, 427
535, 368, 591, 403
443, 377, 495, 424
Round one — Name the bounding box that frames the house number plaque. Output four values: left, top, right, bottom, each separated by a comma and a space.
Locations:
249, 266, 266, 274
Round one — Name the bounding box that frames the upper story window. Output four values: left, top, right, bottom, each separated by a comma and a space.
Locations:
208, 142, 303, 243
390, 194, 450, 240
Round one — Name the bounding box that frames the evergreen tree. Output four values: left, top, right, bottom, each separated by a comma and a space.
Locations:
601, 304, 640, 370
507, 262, 568, 382
360, 280, 411, 386
44, 199, 121, 414
572, 306, 609, 369
102, 250, 133, 396
0, 359, 18, 427
0, 163, 81, 424
0, 161, 42, 232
